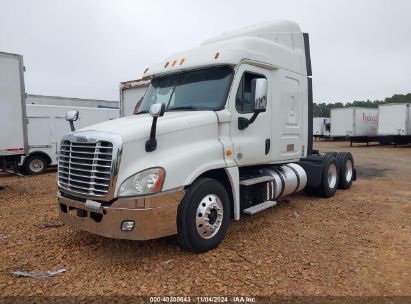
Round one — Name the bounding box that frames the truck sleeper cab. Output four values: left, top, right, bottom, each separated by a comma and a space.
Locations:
57, 20, 356, 253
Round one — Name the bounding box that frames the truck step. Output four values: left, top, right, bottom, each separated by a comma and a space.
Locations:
243, 201, 277, 215
240, 176, 275, 186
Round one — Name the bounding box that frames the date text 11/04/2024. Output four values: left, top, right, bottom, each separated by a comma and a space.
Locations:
149, 296, 257, 303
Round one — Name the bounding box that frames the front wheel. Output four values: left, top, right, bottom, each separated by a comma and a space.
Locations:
177, 178, 231, 253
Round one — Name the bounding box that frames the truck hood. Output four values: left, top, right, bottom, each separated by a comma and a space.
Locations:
79, 111, 218, 143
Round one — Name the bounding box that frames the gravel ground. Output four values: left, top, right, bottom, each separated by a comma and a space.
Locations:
0, 141, 410, 296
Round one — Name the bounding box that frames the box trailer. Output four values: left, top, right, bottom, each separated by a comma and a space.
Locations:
0, 52, 28, 172
378, 103, 411, 135
57, 20, 357, 253
313, 117, 330, 138
21, 104, 119, 174
357, 103, 411, 146
120, 79, 150, 117
26, 94, 118, 109
331, 107, 378, 138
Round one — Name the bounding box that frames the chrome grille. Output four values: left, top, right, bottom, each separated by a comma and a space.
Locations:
58, 140, 113, 197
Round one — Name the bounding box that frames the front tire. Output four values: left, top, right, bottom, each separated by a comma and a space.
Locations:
177, 178, 230, 253
24, 155, 47, 175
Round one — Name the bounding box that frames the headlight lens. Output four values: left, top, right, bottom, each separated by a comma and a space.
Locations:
118, 167, 165, 197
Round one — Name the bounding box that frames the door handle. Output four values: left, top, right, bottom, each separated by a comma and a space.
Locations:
265, 139, 270, 155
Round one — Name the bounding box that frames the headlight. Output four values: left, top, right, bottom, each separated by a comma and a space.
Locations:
118, 167, 165, 197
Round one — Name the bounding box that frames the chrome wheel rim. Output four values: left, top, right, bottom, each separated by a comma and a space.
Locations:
29, 159, 44, 173
196, 194, 223, 239
345, 160, 353, 182
327, 163, 337, 189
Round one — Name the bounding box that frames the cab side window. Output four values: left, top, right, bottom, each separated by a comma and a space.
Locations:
235, 72, 266, 114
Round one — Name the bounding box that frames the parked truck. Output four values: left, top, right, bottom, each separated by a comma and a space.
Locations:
57, 21, 356, 252
22, 104, 119, 174
0, 52, 28, 173
120, 79, 150, 117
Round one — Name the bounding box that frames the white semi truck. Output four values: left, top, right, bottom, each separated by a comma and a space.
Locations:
22, 104, 119, 174
57, 21, 356, 252
0, 52, 28, 173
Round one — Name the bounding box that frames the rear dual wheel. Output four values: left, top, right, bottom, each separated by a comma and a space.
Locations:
316, 152, 354, 197
337, 152, 354, 190
317, 155, 339, 197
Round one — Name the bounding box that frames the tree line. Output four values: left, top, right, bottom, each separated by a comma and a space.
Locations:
313, 93, 411, 117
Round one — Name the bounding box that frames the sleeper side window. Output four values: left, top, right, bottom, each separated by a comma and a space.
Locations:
235, 72, 266, 114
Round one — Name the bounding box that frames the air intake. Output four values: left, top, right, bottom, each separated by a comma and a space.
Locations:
58, 140, 113, 197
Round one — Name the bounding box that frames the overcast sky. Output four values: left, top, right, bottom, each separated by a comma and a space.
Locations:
1, 0, 410, 103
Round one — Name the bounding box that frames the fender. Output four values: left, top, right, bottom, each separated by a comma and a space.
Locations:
225, 167, 240, 220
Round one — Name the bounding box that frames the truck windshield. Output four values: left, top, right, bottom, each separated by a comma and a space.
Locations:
138, 66, 233, 113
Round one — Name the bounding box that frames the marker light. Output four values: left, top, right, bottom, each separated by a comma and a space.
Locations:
164, 61, 169, 68
172, 59, 177, 67
214, 52, 220, 59
179, 58, 185, 65
144, 67, 149, 74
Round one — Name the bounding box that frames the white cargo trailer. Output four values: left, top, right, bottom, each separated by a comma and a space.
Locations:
22, 104, 119, 174
0, 52, 28, 172
26, 94, 118, 109
313, 117, 330, 137
378, 103, 411, 135
331, 107, 378, 137
120, 79, 150, 117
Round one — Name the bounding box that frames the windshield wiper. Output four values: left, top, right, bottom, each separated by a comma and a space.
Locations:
167, 106, 203, 111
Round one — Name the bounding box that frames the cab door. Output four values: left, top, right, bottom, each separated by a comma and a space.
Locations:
228, 64, 271, 166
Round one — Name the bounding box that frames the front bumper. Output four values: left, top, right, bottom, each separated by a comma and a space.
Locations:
58, 190, 184, 240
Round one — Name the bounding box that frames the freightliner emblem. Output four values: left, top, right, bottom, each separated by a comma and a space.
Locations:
76, 136, 88, 143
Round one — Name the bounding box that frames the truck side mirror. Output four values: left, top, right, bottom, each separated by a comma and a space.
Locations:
65, 110, 79, 122
65, 110, 79, 131
146, 103, 166, 152
252, 78, 268, 113
238, 78, 268, 130
149, 103, 166, 118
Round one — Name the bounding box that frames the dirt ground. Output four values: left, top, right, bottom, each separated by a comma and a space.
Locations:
0, 141, 410, 297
